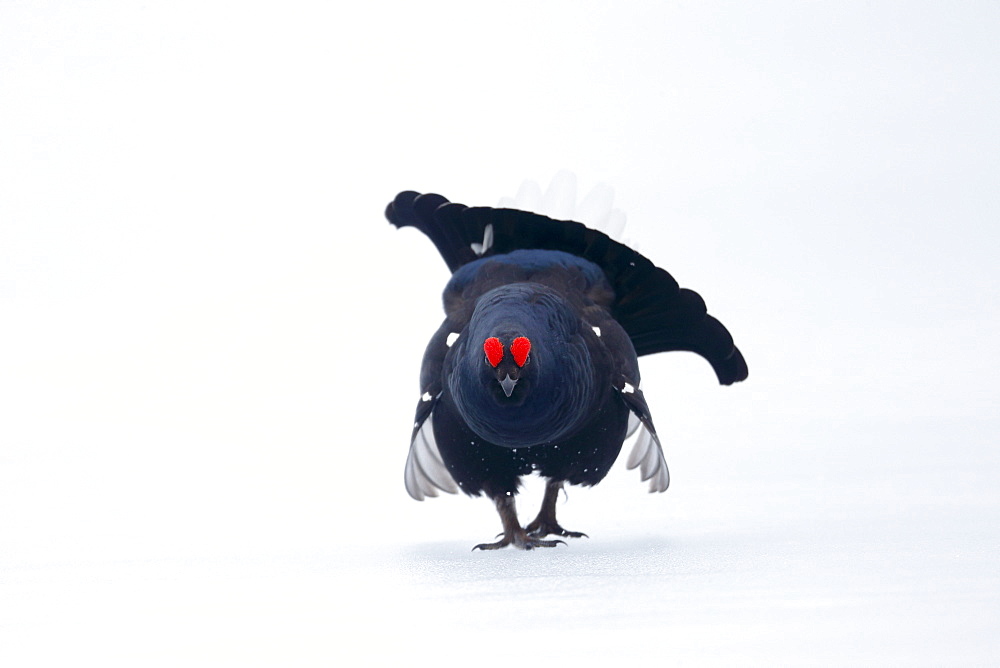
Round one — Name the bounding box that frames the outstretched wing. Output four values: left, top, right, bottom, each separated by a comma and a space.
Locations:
616, 380, 670, 493
596, 316, 670, 494
404, 399, 459, 500
403, 320, 461, 500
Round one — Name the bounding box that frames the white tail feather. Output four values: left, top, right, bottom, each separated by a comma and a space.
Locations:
499, 171, 629, 242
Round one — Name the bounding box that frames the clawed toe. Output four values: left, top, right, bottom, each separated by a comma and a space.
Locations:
524, 537, 566, 549
525, 520, 588, 539
473, 532, 566, 551
476, 486, 582, 551
545, 529, 588, 539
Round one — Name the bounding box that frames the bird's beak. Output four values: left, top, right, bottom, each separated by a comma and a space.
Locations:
499, 374, 517, 398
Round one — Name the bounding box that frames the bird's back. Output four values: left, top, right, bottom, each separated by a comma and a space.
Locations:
443, 249, 613, 322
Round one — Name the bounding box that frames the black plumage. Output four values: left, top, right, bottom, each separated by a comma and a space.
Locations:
387, 190, 747, 550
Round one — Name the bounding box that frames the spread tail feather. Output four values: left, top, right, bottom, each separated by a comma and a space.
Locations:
386, 190, 747, 385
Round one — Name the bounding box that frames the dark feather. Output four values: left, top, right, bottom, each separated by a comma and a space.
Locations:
387, 191, 747, 384
388, 188, 747, 549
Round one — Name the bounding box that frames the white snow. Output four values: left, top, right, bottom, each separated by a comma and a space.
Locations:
2, 1, 999, 665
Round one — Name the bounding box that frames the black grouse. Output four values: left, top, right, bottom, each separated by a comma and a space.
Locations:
386, 189, 747, 550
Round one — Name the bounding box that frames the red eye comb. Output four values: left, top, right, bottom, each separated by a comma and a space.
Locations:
511, 337, 531, 367
484, 337, 503, 367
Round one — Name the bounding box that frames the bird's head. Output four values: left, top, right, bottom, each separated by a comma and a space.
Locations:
448, 284, 597, 448
483, 335, 531, 399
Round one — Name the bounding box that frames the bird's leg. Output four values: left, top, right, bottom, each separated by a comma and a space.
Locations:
525, 479, 588, 539
473, 493, 566, 551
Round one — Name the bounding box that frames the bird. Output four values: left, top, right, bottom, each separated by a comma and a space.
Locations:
385, 185, 747, 550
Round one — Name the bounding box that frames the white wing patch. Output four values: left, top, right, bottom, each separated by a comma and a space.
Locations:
470, 223, 494, 256
625, 424, 669, 493
620, 381, 669, 493
404, 411, 459, 501
625, 411, 641, 438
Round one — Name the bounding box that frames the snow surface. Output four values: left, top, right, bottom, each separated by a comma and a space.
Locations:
2, 2, 999, 665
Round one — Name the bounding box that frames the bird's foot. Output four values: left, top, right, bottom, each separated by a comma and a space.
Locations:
524, 517, 588, 539
473, 527, 566, 551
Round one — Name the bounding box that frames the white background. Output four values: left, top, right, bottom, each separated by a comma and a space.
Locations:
2, 1, 998, 664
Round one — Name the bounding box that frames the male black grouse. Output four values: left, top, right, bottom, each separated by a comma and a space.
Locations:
386, 190, 747, 550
